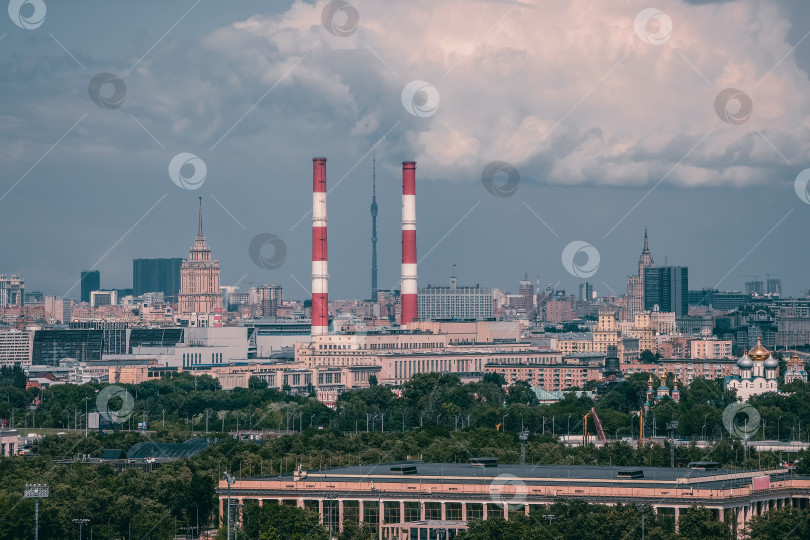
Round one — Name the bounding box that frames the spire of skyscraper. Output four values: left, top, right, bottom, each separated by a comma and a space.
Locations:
197, 196, 204, 239
638, 227, 653, 277
370, 153, 378, 300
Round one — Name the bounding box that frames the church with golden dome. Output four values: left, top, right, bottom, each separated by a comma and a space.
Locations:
724, 337, 779, 401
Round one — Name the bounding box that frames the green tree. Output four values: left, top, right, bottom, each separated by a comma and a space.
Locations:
506, 380, 537, 405
677, 506, 732, 540
482, 372, 507, 387
240, 501, 329, 540
639, 349, 657, 363
338, 522, 377, 540
746, 507, 810, 540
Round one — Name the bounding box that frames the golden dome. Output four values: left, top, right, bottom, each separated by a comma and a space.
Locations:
747, 337, 770, 362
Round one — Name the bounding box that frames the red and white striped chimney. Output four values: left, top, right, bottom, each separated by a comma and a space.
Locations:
311, 157, 329, 336
401, 161, 418, 326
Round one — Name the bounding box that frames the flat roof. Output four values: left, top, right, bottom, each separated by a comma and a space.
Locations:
243, 462, 790, 491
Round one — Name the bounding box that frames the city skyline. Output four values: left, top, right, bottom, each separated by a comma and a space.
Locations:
4, 3, 810, 538
1, 197, 804, 303
1, 0, 810, 301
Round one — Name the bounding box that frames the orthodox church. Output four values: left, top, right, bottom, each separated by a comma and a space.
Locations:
724, 337, 779, 401
784, 353, 808, 385
644, 374, 680, 414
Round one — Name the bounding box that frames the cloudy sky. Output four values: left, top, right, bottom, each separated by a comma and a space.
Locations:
1, 0, 810, 301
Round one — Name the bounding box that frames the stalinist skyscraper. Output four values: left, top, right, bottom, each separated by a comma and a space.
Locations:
178, 197, 221, 315
623, 229, 654, 321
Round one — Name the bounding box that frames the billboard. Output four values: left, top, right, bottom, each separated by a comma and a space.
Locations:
752, 475, 770, 491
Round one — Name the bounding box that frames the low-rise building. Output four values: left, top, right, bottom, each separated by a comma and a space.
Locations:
218, 461, 807, 539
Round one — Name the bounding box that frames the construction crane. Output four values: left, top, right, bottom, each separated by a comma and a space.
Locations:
583, 408, 607, 445
590, 408, 607, 442
583, 412, 589, 445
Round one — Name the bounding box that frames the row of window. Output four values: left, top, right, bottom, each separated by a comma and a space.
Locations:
181, 351, 223, 366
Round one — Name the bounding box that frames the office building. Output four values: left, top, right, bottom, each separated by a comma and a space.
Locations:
417, 278, 493, 321
31, 329, 103, 365
578, 282, 593, 303
70, 321, 129, 355
90, 290, 118, 308
256, 284, 283, 318
133, 258, 183, 301
745, 280, 764, 295
80, 271, 100, 304
0, 330, 33, 367
0, 275, 24, 307
767, 278, 782, 296
178, 198, 222, 315
644, 266, 688, 316
517, 276, 534, 314
44, 296, 64, 323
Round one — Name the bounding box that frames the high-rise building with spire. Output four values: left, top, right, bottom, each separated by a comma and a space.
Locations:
178, 197, 221, 316
623, 229, 654, 320
370, 154, 378, 301
638, 228, 654, 277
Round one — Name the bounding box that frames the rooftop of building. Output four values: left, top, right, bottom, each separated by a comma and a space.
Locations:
239, 461, 791, 491
126, 437, 214, 459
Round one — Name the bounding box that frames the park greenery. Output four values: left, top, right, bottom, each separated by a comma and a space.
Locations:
0, 369, 810, 537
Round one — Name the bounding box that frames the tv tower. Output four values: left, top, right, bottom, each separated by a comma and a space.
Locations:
370, 153, 378, 301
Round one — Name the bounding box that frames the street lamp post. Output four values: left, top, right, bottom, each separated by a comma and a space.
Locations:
702, 414, 708, 442
23, 484, 48, 540
567, 414, 571, 439
72, 518, 89, 540
778, 415, 783, 442
83, 396, 90, 438
224, 472, 235, 540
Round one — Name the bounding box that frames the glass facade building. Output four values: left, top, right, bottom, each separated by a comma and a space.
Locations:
644, 266, 688, 316
133, 258, 183, 301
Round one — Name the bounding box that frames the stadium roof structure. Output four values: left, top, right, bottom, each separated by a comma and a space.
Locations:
126, 437, 214, 460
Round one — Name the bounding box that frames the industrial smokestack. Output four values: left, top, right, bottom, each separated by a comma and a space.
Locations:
312, 157, 329, 336
401, 161, 417, 326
